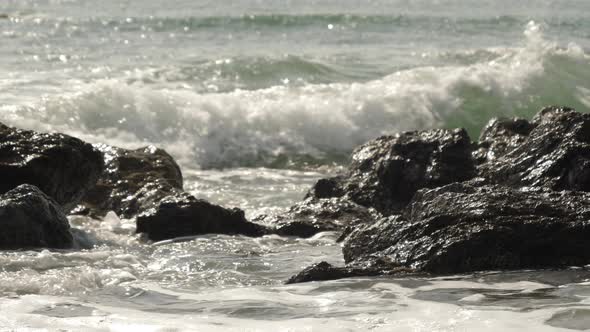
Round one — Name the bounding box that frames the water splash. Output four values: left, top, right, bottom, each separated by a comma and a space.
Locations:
3, 21, 589, 168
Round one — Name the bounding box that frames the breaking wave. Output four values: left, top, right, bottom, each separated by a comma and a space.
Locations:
3, 22, 590, 168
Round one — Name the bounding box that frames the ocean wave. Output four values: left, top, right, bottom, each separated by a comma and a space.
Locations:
123, 55, 380, 94
20, 13, 548, 32
3, 22, 590, 169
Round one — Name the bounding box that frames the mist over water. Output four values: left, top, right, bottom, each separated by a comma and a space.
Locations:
2, 0, 590, 331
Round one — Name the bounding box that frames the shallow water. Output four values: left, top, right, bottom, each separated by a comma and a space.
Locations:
2, 0, 590, 330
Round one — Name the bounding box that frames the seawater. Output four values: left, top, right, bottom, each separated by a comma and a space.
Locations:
1, 0, 590, 331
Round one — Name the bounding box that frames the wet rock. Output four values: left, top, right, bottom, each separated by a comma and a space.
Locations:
136, 191, 268, 242
306, 128, 476, 214
0, 184, 73, 250
76, 144, 183, 218
479, 106, 590, 191
473, 117, 534, 164
74, 143, 269, 241
342, 215, 408, 264
285, 259, 418, 284
257, 197, 380, 238
344, 182, 590, 274
285, 261, 376, 284
0, 123, 104, 212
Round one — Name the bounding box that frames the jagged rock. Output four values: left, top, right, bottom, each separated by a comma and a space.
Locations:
344, 182, 590, 274
0, 123, 104, 211
479, 106, 590, 191
74, 143, 269, 241
136, 191, 268, 242
75, 144, 183, 218
306, 128, 476, 214
257, 197, 380, 238
288, 106, 590, 283
0, 184, 73, 249
473, 117, 534, 164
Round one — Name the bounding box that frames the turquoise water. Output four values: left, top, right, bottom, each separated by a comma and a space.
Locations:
2, 1, 590, 331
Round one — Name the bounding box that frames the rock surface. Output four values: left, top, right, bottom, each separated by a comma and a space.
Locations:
344, 182, 590, 274
0, 123, 104, 211
288, 107, 590, 283
72, 143, 270, 241
76, 144, 183, 218
306, 128, 476, 215
480, 106, 590, 191
257, 197, 380, 238
285, 260, 417, 284
473, 117, 534, 164
0, 184, 73, 249
136, 192, 268, 242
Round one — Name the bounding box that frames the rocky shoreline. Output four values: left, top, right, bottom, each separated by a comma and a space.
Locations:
2, 106, 590, 284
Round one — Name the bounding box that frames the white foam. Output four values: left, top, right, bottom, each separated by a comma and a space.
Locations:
0, 277, 582, 332
2, 22, 588, 169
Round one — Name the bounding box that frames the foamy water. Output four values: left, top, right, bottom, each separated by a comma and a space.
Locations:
2, 0, 590, 330
3, 21, 590, 168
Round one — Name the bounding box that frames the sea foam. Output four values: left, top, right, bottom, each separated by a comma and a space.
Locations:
2, 22, 589, 168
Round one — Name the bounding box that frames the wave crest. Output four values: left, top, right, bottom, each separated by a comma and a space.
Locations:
3, 22, 590, 169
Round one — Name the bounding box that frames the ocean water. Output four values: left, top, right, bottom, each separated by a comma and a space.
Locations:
2, 0, 590, 330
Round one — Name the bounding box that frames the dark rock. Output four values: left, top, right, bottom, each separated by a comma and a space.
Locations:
344, 182, 590, 274
136, 191, 268, 242
306, 177, 346, 199
306, 128, 476, 214
288, 106, 590, 283
258, 197, 380, 238
285, 259, 418, 284
0, 184, 73, 249
473, 117, 534, 164
479, 106, 590, 191
74, 143, 269, 241
76, 144, 183, 218
0, 123, 104, 212
342, 215, 407, 264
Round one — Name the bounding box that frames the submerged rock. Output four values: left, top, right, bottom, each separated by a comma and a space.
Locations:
480, 106, 590, 191
0, 123, 104, 211
285, 259, 418, 284
136, 192, 268, 242
345, 182, 590, 274
0, 184, 73, 249
306, 128, 476, 215
76, 144, 183, 218
258, 197, 380, 238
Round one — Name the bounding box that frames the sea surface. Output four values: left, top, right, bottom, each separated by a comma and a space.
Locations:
2, 0, 590, 331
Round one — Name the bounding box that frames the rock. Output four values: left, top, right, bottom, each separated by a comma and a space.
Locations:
136, 191, 268, 242
473, 117, 534, 164
479, 106, 590, 191
344, 182, 590, 274
288, 106, 590, 283
0, 184, 73, 249
285, 259, 418, 284
306, 128, 476, 214
257, 197, 380, 238
342, 215, 407, 264
0, 123, 104, 211
76, 144, 183, 218
74, 143, 269, 241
